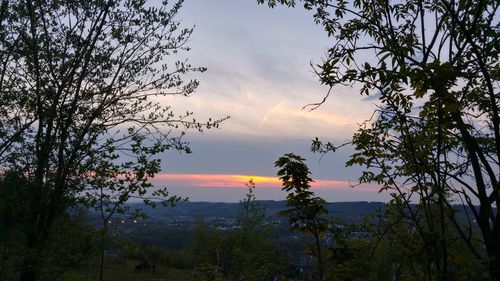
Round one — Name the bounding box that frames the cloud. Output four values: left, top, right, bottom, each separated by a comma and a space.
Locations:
258, 100, 287, 128
151, 173, 379, 192
130, 1, 389, 203
159, 0, 377, 140
154, 173, 279, 188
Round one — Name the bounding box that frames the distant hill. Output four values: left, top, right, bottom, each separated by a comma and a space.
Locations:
83, 201, 485, 251
125, 201, 386, 223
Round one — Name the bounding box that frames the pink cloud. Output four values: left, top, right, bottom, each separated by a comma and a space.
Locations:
151, 173, 379, 191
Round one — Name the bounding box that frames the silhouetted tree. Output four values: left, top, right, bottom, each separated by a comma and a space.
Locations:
234, 180, 285, 280
193, 180, 286, 281
237, 179, 266, 231
0, 171, 31, 280
259, 1, 499, 279
0, 171, 98, 280
0, 1, 226, 280
275, 153, 328, 280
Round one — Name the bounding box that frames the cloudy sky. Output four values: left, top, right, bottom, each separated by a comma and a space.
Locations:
153, 0, 389, 202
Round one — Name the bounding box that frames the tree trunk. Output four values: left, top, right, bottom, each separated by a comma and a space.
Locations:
99, 226, 108, 281
486, 237, 500, 281
20, 232, 41, 281
314, 232, 323, 280
99, 242, 105, 281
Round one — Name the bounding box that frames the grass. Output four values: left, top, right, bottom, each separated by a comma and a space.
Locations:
61, 256, 195, 281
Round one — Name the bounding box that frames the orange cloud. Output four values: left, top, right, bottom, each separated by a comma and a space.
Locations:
152, 173, 379, 191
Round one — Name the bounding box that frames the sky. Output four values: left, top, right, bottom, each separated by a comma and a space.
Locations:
152, 0, 390, 202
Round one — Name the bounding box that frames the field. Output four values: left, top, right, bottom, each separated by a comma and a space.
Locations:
62, 257, 194, 281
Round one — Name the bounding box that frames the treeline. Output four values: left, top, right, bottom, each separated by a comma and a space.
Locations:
113, 172, 489, 281
0, 164, 491, 281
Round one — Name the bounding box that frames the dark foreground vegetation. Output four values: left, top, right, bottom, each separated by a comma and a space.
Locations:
0, 0, 498, 280
0, 174, 494, 280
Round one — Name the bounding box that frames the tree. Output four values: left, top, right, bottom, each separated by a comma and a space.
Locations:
275, 153, 329, 280
0, 1, 225, 280
192, 180, 286, 281
0, 171, 98, 280
364, 199, 488, 281
259, 0, 499, 280
89, 133, 187, 281
323, 217, 374, 281
0, 171, 32, 280
234, 180, 285, 281
237, 179, 266, 232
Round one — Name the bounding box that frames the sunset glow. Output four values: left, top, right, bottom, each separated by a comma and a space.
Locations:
152, 173, 379, 191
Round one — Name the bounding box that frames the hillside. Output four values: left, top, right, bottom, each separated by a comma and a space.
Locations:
124, 200, 386, 223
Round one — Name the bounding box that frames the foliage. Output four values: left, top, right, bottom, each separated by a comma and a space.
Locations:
233, 180, 285, 281
0, 172, 98, 281
323, 218, 373, 281
275, 153, 329, 280
0, 0, 226, 280
259, 0, 499, 280
362, 200, 488, 281
237, 179, 266, 232
0, 172, 32, 280
190, 181, 287, 281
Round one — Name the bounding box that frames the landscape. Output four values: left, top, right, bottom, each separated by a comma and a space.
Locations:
0, 0, 498, 281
